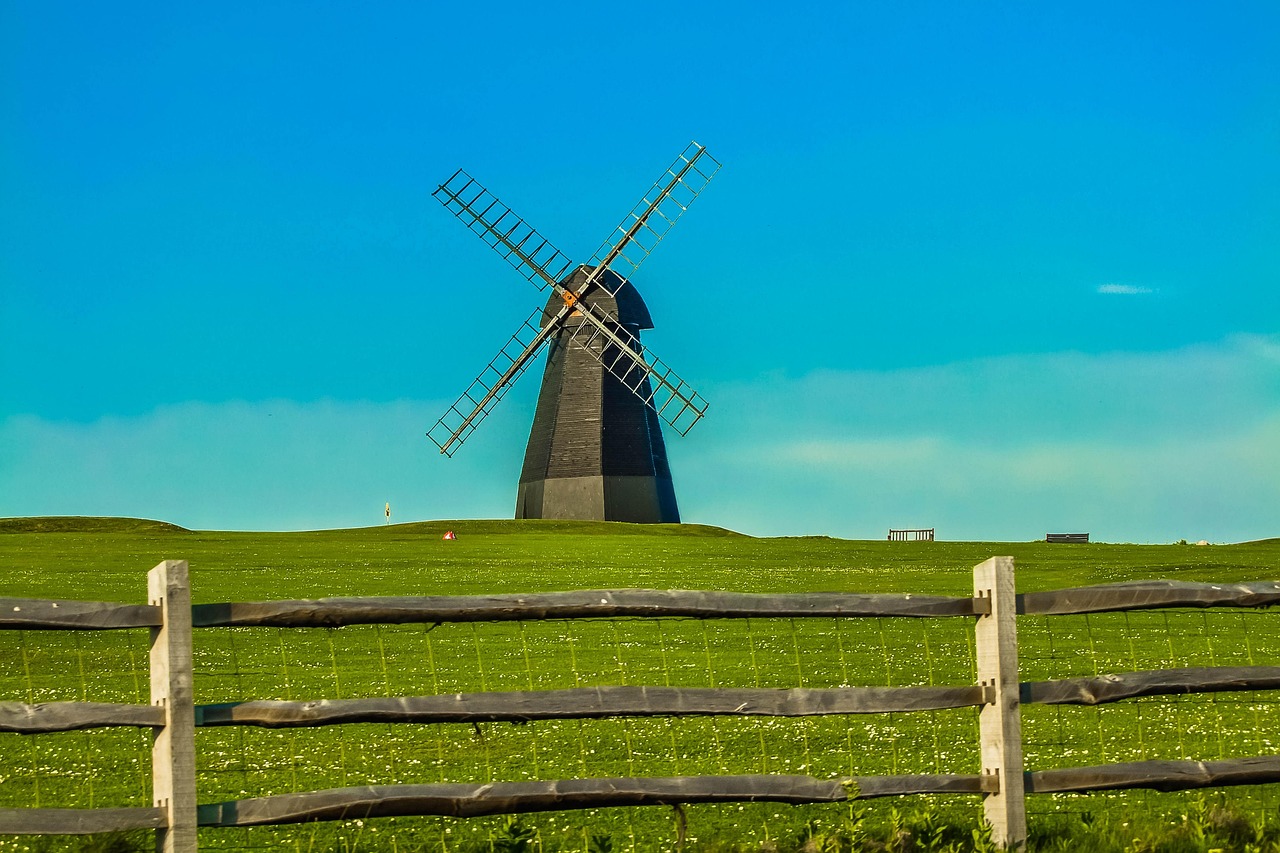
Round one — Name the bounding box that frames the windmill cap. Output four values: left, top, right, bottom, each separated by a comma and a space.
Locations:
541, 265, 654, 330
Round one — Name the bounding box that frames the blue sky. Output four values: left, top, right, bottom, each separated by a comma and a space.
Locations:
2, 2, 1277, 542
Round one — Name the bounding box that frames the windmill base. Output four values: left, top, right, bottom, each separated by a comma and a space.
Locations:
516, 475, 679, 524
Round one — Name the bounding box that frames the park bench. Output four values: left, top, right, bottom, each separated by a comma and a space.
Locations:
888, 528, 934, 541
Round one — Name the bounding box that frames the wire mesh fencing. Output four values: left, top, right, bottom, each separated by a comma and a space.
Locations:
3, 563, 1280, 852
1018, 607, 1280, 825
186, 614, 982, 850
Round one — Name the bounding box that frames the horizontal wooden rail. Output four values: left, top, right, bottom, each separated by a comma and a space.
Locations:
857, 773, 996, 798
0, 701, 164, 733
1027, 755, 1280, 794
195, 773, 996, 826
0, 598, 161, 630
1019, 580, 1280, 616
196, 683, 991, 728
16, 668, 1269, 734
192, 589, 988, 627
1024, 666, 1280, 706
0, 806, 167, 835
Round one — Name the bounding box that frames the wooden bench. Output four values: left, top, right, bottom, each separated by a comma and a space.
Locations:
888, 528, 934, 542
1046, 533, 1089, 544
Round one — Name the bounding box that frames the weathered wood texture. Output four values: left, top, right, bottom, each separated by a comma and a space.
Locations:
974, 556, 1027, 849
0, 598, 160, 630
0, 701, 164, 733
195, 774, 992, 826
0, 807, 167, 835
196, 683, 992, 728
858, 774, 996, 798
1027, 756, 1280, 794
15, 666, 1271, 735
1025, 666, 1280, 706
1020, 580, 1280, 616
149, 560, 197, 853
192, 588, 987, 627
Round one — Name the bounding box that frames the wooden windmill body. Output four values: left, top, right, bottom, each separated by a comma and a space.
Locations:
427, 144, 719, 523
516, 267, 679, 523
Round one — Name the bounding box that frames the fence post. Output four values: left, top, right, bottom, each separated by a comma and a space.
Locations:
974, 556, 1026, 849
149, 560, 198, 852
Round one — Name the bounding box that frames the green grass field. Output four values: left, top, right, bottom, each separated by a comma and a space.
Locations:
1, 518, 1278, 851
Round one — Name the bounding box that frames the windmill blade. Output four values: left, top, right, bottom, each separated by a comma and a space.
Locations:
584, 142, 721, 296
565, 306, 708, 436
426, 307, 558, 456
433, 170, 575, 292
428, 148, 716, 452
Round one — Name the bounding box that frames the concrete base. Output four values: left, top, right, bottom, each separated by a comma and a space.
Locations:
516, 475, 679, 524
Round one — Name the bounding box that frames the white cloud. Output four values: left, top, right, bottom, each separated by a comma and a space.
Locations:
2, 335, 1277, 543
1097, 283, 1154, 294
671, 334, 1280, 543
692, 419, 1280, 543
0, 398, 531, 531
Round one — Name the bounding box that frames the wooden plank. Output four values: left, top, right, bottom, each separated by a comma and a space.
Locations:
0, 701, 164, 733
196, 683, 992, 728
149, 560, 197, 853
854, 774, 995, 798
1027, 756, 1280, 794
1020, 580, 1280, 616
974, 556, 1027, 849
192, 588, 988, 627
0, 598, 161, 630
196, 773, 992, 826
1024, 666, 1280, 706
0, 807, 167, 834
197, 776, 850, 824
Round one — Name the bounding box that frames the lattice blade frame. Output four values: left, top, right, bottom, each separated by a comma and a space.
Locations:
433, 171, 574, 291
426, 308, 551, 456
565, 308, 708, 436
586, 142, 721, 295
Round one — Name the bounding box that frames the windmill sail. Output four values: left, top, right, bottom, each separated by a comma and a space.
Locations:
426, 307, 553, 456
586, 142, 721, 294
564, 304, 707, 436
433, 171, 574, 291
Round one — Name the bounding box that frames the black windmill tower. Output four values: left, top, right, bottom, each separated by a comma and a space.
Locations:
427, 143, 719, 523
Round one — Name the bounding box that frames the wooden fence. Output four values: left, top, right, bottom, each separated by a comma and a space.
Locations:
2, 559, 1280, 850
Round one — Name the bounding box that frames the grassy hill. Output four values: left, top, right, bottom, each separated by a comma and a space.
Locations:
0, 518, 1277, 852
0, 516, 1276, 604
0, 515, 191, 534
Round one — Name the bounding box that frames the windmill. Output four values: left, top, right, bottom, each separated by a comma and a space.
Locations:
426, 142, 720, 523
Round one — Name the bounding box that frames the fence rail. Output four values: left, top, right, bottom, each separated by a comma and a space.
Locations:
189, 588, 986, 625
195, 774, 997, 827
2, 560, 1279, 850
